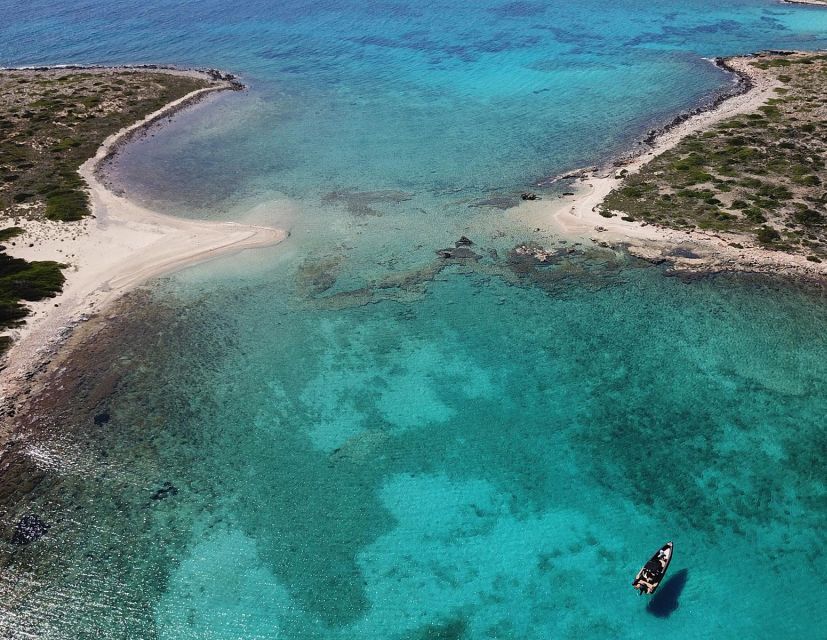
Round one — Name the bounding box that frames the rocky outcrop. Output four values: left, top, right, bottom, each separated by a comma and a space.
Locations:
437, 238, 481, 260
150, 482, 179, 501
11, 514, 49, 545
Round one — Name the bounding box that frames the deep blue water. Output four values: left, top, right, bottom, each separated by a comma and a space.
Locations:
1, 1, 827, 638
5, 0, 827, 214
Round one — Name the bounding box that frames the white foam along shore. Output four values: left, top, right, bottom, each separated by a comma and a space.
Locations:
782, 0, 827, 7
0, 68, 288, 392
514, 54, 827, 277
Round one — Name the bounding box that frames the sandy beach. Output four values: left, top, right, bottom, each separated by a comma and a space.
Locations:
0, 73, 287, 395
514, 55, 827, 277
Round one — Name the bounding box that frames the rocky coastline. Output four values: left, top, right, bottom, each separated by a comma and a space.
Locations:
525, 52, 827, 278
781, 0, 827, 7
640, 56, 756, 147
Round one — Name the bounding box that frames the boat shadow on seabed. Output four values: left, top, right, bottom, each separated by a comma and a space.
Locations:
646, 569, 689, 618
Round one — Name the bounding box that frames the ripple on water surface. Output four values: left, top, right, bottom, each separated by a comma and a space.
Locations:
2, 0, 827, 637
2, 256, 826, 638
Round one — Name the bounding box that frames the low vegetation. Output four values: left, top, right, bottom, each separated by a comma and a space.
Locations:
0, 69, 209, 221
602, 52, 827, 261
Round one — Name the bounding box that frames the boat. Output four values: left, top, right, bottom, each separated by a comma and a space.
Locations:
632, 542, 673, 595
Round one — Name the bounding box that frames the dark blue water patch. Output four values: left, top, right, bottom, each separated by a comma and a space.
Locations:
647, 569, 689, 618
489, 1, 549, 18
625, 20, 748, 47
349, 31, 543, 63
532, 24, 606, 45
759, 15, 789, 31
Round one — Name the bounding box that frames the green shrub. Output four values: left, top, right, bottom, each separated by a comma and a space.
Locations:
50, 137, 82, 152
0, 253, 65, 303
793, 208, 825, 226
618, 184, 650, 199
740, 177, 763, 189
756, 226, 781, 244
757, 59, 792, 68
0, 227, 24, 242
44, 188, 89, 221
673, 153, 706, 170
685, 170, 714, 184
793, 174, 821, 186
744, 208, 767, 223
756, 183, 792, 201
0, 301, 29, 326
676, 188, 714, 200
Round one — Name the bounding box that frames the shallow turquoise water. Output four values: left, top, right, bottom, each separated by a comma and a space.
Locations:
143, 259, 827, 639
2, 1, 827, 638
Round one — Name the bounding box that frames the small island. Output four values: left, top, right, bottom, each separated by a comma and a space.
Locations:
0, 67, 285, 372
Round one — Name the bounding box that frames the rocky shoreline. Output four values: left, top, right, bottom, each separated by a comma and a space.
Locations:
781, 0, 827, 7
524, 53, 826, 278
541, 51, 801, 189
641, 56, 755, 147
0, 63, 244, 87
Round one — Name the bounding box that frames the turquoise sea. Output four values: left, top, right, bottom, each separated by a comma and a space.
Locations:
2, 1, 827, 638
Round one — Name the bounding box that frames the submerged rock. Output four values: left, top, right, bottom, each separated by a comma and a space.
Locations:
93, 411, 110, 426
322, 189, 412, 216
469, 195, 520, 209
510, 244, 562, 264
668, 247, 701, 259
436, 246, 481, 260
150, 482, 179, 501
521, 192, 539, 201
11, 514, 50, 545
455, 236, 474, 247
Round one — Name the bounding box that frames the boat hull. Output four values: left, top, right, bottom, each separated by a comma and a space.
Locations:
632, 542, 673, 595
